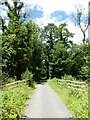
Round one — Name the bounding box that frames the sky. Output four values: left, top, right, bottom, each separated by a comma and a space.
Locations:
0, 0, 89, 43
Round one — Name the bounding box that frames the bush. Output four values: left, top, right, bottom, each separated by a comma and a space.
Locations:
21, 69, 34, 87
2, 72, 16, 85
0, 70, 2, 76
62, 74, 76, 81
79, 66, 89, 81
1, 84, 34, 119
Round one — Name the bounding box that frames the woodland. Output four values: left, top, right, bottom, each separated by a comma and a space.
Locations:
0, 0, 90, 84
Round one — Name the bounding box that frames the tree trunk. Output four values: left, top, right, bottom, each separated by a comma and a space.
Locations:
83, 32, 86, 43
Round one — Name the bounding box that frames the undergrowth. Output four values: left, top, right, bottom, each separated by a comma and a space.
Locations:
1, 83, 34, 119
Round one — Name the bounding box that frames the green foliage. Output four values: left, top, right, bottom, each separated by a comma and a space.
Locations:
0, 70, 2, 76
48, 78, 88, 118
56, 23, 74, 47
1, 1, 43, 81
21, 69, 34, 87
79, 66, 89, 81
21, 69, 33, 80
51, 41, 70, 78
0, 39, 1, 62
42, 23, 73, 79
1, 0, 89, 119
1, 0, 89, 83
61, 74, 76, 81
1, 83, 34, 119
4, 77, 16, 84
66, 43, 89, 80
1, 72, 16, 84
2, 1, 26, 79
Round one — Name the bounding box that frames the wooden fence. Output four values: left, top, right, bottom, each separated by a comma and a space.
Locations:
1, 80, 26, 89
57, 79, 87, 90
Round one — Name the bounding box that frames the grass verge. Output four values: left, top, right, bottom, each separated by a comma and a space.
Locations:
1, 83, 35, 119
48, 78, 88, 119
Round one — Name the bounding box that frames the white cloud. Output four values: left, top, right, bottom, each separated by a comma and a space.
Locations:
21, 0, 89, 43
0, 5, 8, 18
35, 16, 88, 43
35, 14, 60, 27
0, 0, 89, 43
66, 19, 88, 44
22, 0, 89, 14
2, 0, 89, 16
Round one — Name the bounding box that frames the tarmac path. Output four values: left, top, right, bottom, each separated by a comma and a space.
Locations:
23, 82, 74, 119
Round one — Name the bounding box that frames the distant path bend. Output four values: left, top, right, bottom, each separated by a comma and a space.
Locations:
24, 82, 74, 118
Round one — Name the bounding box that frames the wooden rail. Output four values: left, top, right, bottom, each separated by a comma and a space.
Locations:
67, 83, 85, 88
1, 80, 26, 89
67, 80, 86, 85
57, 79, 87, 90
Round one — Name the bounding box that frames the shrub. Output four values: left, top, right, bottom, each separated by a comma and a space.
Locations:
21, 69, 34, 87
62, 74, 76, 81
79, 66, 89, 81
1, 84, 34, 119
2, 72, 16, 85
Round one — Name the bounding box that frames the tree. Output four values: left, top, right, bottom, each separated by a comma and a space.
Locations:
55, 23, 74, 47
68, 43, 89, 80
26, 21, 43, 81
1, 1, 34, 80
73, 4, 88, 43
1, 0, 89, 83
0, 16, 7, 34
42, 23, 57, 78
1, 0, 44, 82
42, 23, 73, 79
2, 0, 25, 79
51, 41, 69, 78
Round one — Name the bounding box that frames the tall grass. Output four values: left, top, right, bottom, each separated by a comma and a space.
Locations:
48, 78, 88, 119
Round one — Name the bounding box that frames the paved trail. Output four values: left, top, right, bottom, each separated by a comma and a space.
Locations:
23, 82, 74, 118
